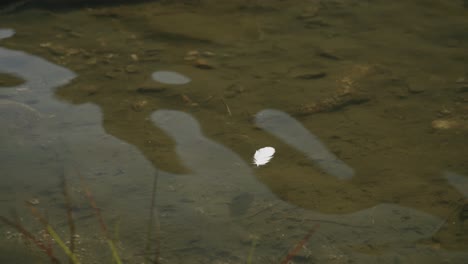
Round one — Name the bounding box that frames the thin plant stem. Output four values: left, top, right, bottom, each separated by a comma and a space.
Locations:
280, 224, 320, 264
0, 215, 60, 263
27, 205, 80, 264
145, 170, 161, 264
246, 237, 258, 264
113, 216, 121, 243
221, 98, 232, 116
80, 177, 122, 264
61, 170, 76, 264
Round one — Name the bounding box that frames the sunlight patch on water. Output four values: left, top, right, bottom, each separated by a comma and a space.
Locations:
0, 28, 14, 40
255, 109, 354, 180
151, 70, 191, 85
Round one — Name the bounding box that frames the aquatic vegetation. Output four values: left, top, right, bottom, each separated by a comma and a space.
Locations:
280, 224, 320, 264
1, 167, 323, 263
27, 205, 80, 264
0, 171, 161, 264
0, 215, 61, 263
81, 179, 122, 264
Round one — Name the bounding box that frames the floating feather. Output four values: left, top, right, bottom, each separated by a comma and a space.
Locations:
253, 147, 275, 166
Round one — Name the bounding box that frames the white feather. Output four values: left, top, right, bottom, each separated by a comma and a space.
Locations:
253, 147, 275, 166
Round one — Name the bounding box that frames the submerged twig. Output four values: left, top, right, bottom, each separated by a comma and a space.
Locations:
221, 98, 232, 116
280, 224, 320, 264
81, 178, 122, 264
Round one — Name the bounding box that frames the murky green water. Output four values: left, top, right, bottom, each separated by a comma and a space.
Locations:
1, 0, 467, 263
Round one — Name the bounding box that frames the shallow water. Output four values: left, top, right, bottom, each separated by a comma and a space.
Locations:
0, 0, 467, 263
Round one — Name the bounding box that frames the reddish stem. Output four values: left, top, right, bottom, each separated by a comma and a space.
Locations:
0, 215, 60, 263
280, 224, 320, 264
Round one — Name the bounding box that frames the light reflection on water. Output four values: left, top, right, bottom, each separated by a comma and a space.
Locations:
1, 1, 468, 263
255, 109, 354, 180
0, 28, 76, 210
0, 29, 76, 102
149, 109, 456, 262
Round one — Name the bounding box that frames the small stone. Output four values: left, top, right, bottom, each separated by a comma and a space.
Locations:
81, 85, 98, 96
27, 198, 40, 206
80, 49, 92, 58
187, 50, 200, 56
225, 83, 245, 98
393, 88, 409, 99
316, 48, 341, 60
294, 71, 327, 80
66, 48, 80, 56
105, 53, 115, 59
86, 58, 98, 65
39, 42, 52, 48
184, 55, 198, 61
194, 58, 214, 69
125, 65, 138, 73
202, 51, 215, 57
68, 31, 83, 38
431, 119, 460, 130
408, 85, 425, 94
130, 54, 139, 61
105, 71, 118, 79
304, 18, 330, 27
46, 45, 67, 56
224, 90, 236, 98
437, 107, 452, 116
131, 100, 148, 112
296, 13, 317, 20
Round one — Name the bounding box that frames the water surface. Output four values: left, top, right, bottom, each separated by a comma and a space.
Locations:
0, 1, 467, 263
